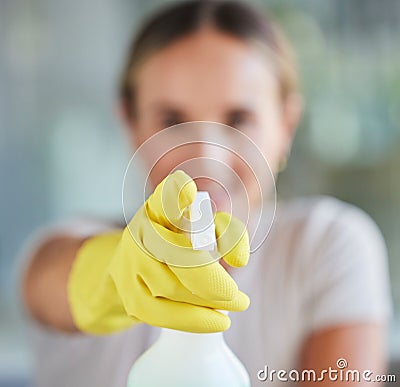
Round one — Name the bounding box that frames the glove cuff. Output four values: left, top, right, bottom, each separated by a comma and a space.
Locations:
68, 231, 139, 334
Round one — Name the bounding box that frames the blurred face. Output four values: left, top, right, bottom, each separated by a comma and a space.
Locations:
124, 28, 297, 211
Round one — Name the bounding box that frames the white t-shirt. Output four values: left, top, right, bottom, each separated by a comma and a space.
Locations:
19, 195, 393, 387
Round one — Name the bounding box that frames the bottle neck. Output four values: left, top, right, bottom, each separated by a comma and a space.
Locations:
158, 311, 229, 347
159, 328, 226, 349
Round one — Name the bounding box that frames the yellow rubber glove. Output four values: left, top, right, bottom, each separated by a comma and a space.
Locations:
68, 170, 250, 335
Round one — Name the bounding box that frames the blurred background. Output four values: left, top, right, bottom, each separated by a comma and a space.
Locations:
0, 0, 399, 385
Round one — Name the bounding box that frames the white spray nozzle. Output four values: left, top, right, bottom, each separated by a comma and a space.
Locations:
185, 191, 216, 251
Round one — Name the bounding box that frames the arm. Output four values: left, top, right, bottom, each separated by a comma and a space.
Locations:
300, 322, 388, 386
22, 235, 86, 332
21, 171, 250, 336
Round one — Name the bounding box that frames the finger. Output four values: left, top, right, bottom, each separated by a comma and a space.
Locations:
133, 276, 231, 333
140, 215, 240, 301
145, 170, 197, 231
214, 290, 250, 312
139, 260, 250, 311
169, 262, 239, 301
141, 215, 213, 267
153, 282, 250, 312
141, 218, 238, 301
214, 211, 250, 268
198, 289, 250, 312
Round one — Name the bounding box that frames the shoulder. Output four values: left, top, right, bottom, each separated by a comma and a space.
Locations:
276, 195, 385, 248
277, 195, 390, 300
277, 194, 373, 225
253, 196, 393, 331
24, 216, 122, 248
271, 195, 388, 275
18, 216, 122, 264
278, 197, 393, 328
16, 216, 123, 292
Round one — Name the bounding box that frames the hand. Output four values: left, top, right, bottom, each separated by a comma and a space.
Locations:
68, 170, 250, 334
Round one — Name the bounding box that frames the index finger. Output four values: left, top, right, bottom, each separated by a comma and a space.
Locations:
145, 170, 197, 232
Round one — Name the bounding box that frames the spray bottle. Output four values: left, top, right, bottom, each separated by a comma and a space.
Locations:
127, 191, 250, 387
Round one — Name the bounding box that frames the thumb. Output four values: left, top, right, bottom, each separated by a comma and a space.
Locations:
145, 170, 197, 231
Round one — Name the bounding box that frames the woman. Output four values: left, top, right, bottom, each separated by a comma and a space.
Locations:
21, 1, 392, 386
